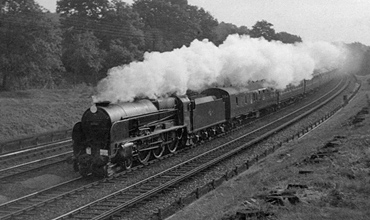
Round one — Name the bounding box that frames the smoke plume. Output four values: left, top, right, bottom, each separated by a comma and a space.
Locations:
93, 35, 348, 103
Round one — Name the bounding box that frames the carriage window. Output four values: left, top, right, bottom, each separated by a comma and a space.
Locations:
236, 97, 239, 106
245, 96, 248, 104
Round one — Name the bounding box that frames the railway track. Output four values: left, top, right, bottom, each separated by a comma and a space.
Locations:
0, 139, 72, 167
0, 77, 347, 220
52, 77, 348, 220
0, 139, 73, 181
0, 151, 72, 181
0, 177, 82, 213
0, 81, 336, 183
0, 127, 71, 152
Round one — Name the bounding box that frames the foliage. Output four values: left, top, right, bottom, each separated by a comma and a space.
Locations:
249, 20, 278, 41
0, 0, 64, 90
62, 31, 103, 84
249, 20, 302, 45
57, 0, 145, 81
99, 0, 145, 70
133, 0, 192, 49
213, 22, 249, 45
103, 39, 135, 69
133, 0, 218, 51
186, 5, 219, 42
2, 0, 368, 92
57, 0, 110, 18
276, 31, 302, 44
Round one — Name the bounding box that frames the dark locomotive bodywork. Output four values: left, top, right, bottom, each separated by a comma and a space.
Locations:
72, 72, 334, 177
72, 97, 186, 176
190, 96, 225, 132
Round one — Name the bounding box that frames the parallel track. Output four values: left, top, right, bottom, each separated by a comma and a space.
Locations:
0, 177, 86, 218
0, 139, 72, 168
0, 151, 72, 181
0, 77, 346, 220
0, 139, 73, 182
52, 77, 346, 220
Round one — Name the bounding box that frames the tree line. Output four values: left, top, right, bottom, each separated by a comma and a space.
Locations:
0, 0, 368, 91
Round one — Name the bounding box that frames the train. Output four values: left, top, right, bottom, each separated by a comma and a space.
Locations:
72, 71, 334, 177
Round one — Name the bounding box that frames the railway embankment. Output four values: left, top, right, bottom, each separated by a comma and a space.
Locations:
0, 85, 94, 141
167, 75, 370, 220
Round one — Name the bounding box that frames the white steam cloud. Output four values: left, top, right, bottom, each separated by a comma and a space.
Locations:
93, 35, 348, 103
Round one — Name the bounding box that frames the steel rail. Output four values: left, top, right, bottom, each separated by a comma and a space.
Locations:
0, 97, 302, 219
0, 177, 88, 219
0, 151, 73, 181
0, 139, 72, 168
51, 77, 347, 220
0, 77, 346, 220
0, 139, 71, 159
0, 129, 72, 155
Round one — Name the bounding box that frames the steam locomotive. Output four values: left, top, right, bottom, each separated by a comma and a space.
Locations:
72, 72, 333, 177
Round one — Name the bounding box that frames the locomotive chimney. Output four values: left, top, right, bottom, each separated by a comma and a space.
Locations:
95, 101, 111, 106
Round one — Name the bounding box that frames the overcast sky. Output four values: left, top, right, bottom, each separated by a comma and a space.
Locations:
36, 0, 370, 45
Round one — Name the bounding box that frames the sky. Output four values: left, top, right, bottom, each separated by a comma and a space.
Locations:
36, 0, 370, 46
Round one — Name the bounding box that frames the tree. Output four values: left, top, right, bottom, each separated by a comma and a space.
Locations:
276, 32, 302, 44
98, 0, 145, 69
167, 0, 188, 7
186, 5, 218, 43
213, 22, 249, 45
57, 0, 110, 19
58, 0, 145, 77
0, 0, 64, 90
133, 0, 219, 51
133, 0, 202, 50
249, 20, 277, 41
103, 39, 134, 69
62, 31, 103, 84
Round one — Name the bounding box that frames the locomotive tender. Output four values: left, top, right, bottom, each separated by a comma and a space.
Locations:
72, 72, 333, 177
